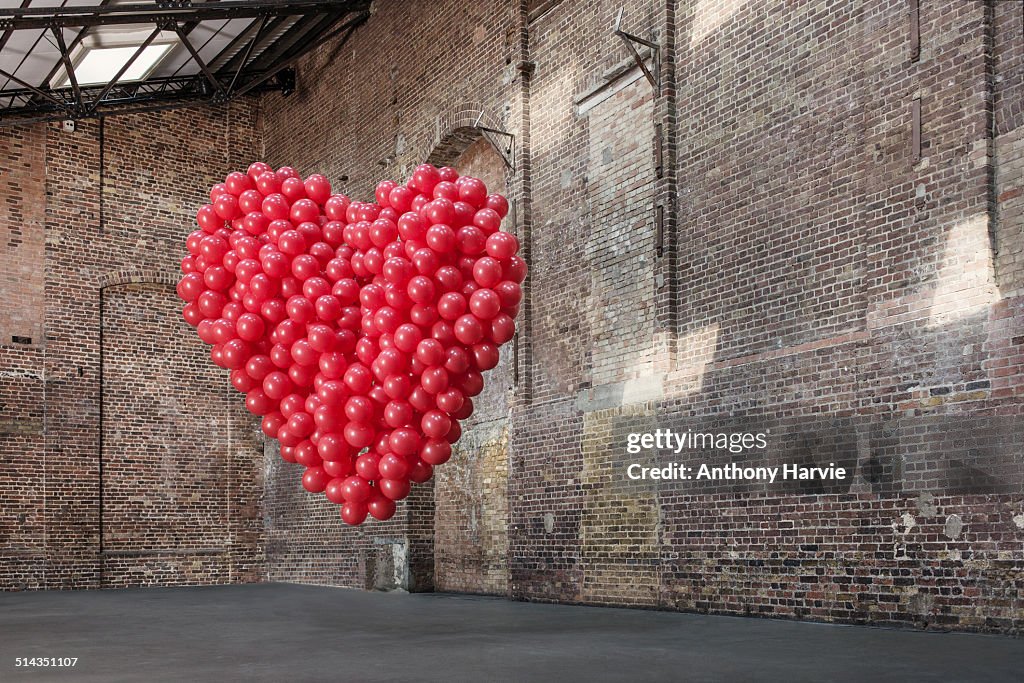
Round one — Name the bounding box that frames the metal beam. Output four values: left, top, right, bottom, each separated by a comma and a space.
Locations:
0, 1, 371, 125
0, 1, 371, 30
613, 7, 660, 93
235, 10, 366, 97
51, 26, 81, 112
39, 0, 115, 87
86, 26, 162, 115
213, 14, 290, 75
227, 14, 268, 96
173, 23, 224, 95
0, 66, 69, 111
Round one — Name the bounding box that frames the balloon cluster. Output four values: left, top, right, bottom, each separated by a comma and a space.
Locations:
176, 162, 524, 525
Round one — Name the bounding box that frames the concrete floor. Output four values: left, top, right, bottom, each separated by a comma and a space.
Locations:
0, 584, 1022, 682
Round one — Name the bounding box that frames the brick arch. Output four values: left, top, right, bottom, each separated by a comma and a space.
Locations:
98, 268, 178, 290
425, 103, 503, 167
97, 270, 234, 586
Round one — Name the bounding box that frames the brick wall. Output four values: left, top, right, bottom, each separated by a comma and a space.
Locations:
260, 0, 520, 591
0, 102, 264, 590
0, 124, 45, 347
434, 138, 512, 595
1, 0, 1021, 635
260, 0, 1023, 633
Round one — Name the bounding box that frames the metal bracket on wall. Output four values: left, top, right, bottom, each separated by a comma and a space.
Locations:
473, 110, 515, 171
613, 7, 659, 94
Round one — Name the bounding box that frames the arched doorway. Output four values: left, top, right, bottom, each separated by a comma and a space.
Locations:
432, 132, 514, 596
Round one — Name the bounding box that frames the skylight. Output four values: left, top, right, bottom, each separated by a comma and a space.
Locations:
57, 43, 173, 87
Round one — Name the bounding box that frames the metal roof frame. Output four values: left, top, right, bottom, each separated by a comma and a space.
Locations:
0, 0, 371, 126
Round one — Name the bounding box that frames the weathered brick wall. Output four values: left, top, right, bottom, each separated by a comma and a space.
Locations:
262, 0, 1023, 633
513, 0, 1024, 633
2, 0, 1020, 635
0, 124, 45, 347
0, 102, 265, 590
253, 0, 1024, 634
260, 0, 521, 591
434, 138, 512, 595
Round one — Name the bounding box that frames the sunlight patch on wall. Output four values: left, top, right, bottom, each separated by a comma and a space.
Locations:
927, 214, 1000, 328
690, 0, 749, 47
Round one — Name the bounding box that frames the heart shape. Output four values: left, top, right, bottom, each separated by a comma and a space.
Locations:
176, 163, 524, 525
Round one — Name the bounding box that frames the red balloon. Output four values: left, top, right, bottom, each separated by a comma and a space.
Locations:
484, 194, 509, 217
456, 226, 487, 255
231, 369, 255, 393
437, 291, 467, 321
389, 427, 421, 456
262, 412, 285, 438
344, 396, 375, 424
425, 224, 456, 253
263, 371, 293, 399
281, 177, 307, 202
414, 338, 444, 367
421, 410, 451, 440
236, 313, 265, 341
473, 257, 503, 288
344, 422, 375, 448
486, 231, 519, 259
421, 366, 450, 395
214, 193, 242, 220
256, 171, 283, 196
457, 369, 484, 397
469, 288, 501, 320
324, 194, 349, 220
341, 501, 368, 525
425, 198, 456, 225
421, 439, 452, 466
325, 477, 347, 504
302, 466, 330, 493
472, 342, 500, 370
293, 439, 319, 464
177, 272, 205, 301
221, 339, 251, 369
490, 313, 516, 344
378, 453, 409, 479
432, 181, 458, 201
458, 178, 487, 206
182, 302, 203, 326
379, 477, 411, 501
355, 452, 381, 480
409, 460, 434, 483
411, 247, 439, 274
367, 494, 397, 521
197, 204, 223, 233
225, 171, 254, 195
304, 174, 332, 205
383, 373, 412, 399
343, 363, 373, 394
453, 314, 485, 345
318, 433, 352, 462
436, 388, 465, 414
341, 475, 372, 503
473, 208, 501, 234
452, 396, 474, 420
412, 164, 441, 194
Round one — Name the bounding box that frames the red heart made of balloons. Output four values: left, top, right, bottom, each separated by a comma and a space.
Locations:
176, 162, 524, 525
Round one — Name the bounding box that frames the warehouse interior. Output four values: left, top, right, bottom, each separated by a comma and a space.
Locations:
1, 0, 1023, 679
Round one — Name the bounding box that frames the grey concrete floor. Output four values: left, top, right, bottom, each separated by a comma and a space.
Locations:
0, 584, 1021, 682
